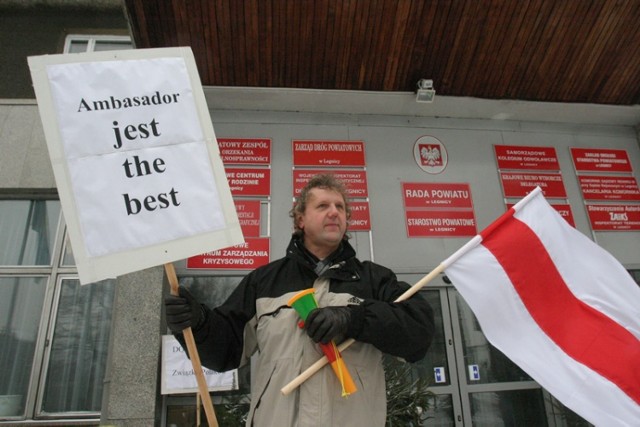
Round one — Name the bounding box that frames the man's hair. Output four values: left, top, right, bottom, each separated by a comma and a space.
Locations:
289, 173, 352, 239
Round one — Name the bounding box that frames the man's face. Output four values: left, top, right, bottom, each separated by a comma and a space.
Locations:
297, 188, 347, 258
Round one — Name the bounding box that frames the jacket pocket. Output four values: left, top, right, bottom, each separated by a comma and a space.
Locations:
247, 359, 296, 427
331, 364, 387, 426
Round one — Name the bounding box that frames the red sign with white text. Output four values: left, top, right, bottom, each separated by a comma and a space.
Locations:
234, 200, 261, 237
292, 140, 366, 167
500, 172, 567, 198
405, 210, 477, 237
586, 204, 640, 231
187, 237, 270, 269
571, 148, 632, 172
226, 167, 271, 197
402, 182, 473, 209
578, 175, 640, 201
494, 145, 560, 170
293, 169, 368, 198
348, 201, 371, 231
218, 138, 271, 165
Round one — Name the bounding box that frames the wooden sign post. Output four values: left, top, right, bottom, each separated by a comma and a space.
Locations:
165, 263, 218, 426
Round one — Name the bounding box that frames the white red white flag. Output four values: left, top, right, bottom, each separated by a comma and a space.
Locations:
444, 187, 640, 426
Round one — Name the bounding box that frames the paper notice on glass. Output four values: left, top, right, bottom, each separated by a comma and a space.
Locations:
161, 335, 237, 394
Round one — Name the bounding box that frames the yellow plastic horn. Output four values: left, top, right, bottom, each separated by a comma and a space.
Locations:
288, 289, 357, 397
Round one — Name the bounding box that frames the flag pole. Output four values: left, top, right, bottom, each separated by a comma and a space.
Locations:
281, 263, 447, 396
281, 187, 544, 396
164, 263, 219, 427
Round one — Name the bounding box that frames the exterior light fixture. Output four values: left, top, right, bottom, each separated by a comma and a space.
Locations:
416, 79, 435, 103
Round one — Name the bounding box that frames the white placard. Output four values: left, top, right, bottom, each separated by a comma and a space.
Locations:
28, 48, 243, 283
161, 335, 237, 394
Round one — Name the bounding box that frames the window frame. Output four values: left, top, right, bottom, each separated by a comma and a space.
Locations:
0, 198, 65, 420
63, 34, 132, 53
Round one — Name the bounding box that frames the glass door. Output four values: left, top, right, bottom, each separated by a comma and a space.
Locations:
396, 274, 462, 426
397, 274, 591, 427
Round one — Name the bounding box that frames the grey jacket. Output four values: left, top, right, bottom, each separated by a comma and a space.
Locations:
185, 237, 435, 426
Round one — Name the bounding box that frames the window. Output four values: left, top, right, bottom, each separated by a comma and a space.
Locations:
64, 35, 133, 54
40, 278, 115, 414
0, 276, 48, 418
0, 200, 116, 421
0, 35, 132, 423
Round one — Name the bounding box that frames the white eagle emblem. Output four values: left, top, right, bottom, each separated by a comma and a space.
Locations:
421, 145, 441, 166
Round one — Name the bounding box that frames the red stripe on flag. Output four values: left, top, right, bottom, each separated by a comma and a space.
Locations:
480, 207, 514, 240
482, 218, 640, 405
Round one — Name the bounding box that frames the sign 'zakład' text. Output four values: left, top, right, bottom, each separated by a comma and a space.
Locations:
292, 140, 366, 167
571, 147, 632, 172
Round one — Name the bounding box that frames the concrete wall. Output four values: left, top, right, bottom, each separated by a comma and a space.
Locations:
100, 266, 164, 427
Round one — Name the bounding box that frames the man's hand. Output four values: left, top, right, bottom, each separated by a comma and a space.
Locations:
164, 286, 206, 333
305, 306, 351, 344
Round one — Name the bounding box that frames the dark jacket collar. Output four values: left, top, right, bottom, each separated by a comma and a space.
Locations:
286, 235, 357, 275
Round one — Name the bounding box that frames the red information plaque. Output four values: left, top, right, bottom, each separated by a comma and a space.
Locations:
500, 172, 567, 198
494, 145, 560, 170
292, 140, 366, 167
586, 204, 640, 231
234, 200, 261, 237
405, 210, 477, 237
578, 175, 640, 201
226, 167, 271, 197
187, 237, 271, 269
293, 169, 368, 198
218, 138, 271, 165
402, 182, 477, 237
348, 201, 371, 231
402, 182, 473, 209
571, 148, 632, 173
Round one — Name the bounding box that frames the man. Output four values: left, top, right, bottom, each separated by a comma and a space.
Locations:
165, 174, 435, 426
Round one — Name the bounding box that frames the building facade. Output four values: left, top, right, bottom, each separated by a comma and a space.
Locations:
1, 2, 639, 426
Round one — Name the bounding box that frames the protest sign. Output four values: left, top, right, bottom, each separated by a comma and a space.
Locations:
28, 47, 243, 284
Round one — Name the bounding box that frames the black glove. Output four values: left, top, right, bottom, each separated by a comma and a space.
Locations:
305, 306, 351, 344
164, 286, 206, 334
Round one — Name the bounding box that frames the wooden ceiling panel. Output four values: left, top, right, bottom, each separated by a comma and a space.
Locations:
123, 0, 640, 105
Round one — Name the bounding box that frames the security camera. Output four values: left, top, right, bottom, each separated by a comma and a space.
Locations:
416, 79, 433, 90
